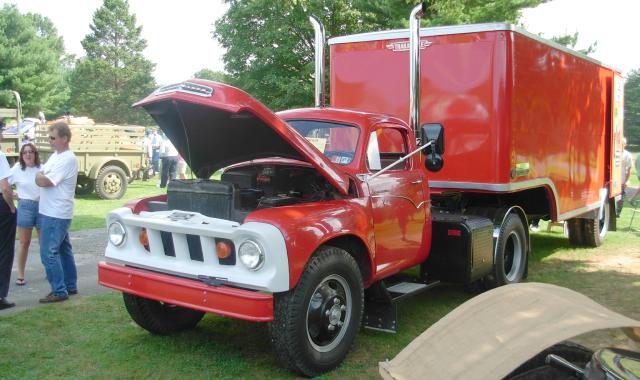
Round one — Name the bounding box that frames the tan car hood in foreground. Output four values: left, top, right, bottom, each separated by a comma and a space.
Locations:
380, 282, 640, 380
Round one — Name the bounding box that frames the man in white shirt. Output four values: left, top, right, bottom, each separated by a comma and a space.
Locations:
35, 122, 79, 303
160, 134, 179, 188
0, 124, 17, 309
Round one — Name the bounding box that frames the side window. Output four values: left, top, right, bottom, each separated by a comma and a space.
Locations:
366, 127, 408, 171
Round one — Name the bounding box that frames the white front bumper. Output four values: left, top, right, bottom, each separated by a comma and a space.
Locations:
105, 207, 290, 292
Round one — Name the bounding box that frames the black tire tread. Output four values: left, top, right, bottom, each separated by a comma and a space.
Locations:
269, 246, 364, 377
566, 219, 584, 246
123, 293, 205, 335
582, 201, 609, 248
486, 213, 527, 288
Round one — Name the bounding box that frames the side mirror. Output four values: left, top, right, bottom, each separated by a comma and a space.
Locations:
421, 123, 444, 154
421, 123, 444, 172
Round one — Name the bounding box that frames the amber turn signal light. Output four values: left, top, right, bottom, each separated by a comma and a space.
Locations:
139, 228, 150, 251
216, 240, 232, 259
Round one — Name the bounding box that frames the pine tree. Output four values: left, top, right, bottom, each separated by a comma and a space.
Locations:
69, 0, 156, 124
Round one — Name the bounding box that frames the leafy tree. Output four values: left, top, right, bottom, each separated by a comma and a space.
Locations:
215, 0, 545, 110
625, 69, 640, 145
69, 0, 156, 124
193, 68, 228, 83
0, 5, 68, 116
551, 32, 597, 55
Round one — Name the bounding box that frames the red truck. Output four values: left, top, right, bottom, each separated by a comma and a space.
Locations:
98, 4, 624, 377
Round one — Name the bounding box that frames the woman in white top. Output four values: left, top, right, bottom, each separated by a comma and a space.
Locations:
9, 143, 41, 286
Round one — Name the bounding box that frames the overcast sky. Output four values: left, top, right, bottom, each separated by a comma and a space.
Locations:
2, 0, 639, 85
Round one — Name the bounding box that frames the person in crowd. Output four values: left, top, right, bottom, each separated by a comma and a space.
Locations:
35, 122, 79, 303
631, 153, 640, 208
10, 143, 42, 286
177, 154, 187, 180
150, 129, 162, 177
0, 124, 17, 310
617, 138, 633, 216
160, 134, 179, 188
143, 130, 153, 180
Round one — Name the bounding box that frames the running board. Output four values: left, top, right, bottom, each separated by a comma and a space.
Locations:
363, 280, 440, 333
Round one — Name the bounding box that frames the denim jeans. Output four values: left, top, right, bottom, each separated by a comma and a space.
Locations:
39, 214, 77, 297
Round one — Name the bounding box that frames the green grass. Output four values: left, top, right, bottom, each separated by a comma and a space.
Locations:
72, 180, 164, 231
2, 206, 639, 379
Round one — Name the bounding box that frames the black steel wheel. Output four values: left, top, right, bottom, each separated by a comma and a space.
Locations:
95, 165, 128, 200
487, 213, 527, 287
123, 293, 205, 335
270, 246, 363, 377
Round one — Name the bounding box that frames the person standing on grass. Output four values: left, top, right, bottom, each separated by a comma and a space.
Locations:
616, 138, 633, 216
159, 135, 179, 188
35, 122, 79, 303
150, 129, 162, 177
0, 124, 17, 310
9, 143, 42, 286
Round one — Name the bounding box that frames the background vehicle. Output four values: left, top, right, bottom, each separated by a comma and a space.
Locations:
98, 3, 624, 377
0, 90, 22, 165
36, 117, 147, 199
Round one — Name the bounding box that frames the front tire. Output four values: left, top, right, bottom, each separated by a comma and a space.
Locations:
123, 293, 205, 335
95, 165, 128, 200
487, 213, 527, 287
270, 246, 364, 377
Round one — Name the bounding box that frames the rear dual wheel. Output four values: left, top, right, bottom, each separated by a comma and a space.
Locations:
567, 199, 610, 247
270, 246, 364, 377
487, 213, 527, 288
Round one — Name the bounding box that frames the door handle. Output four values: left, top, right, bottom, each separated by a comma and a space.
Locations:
411, 179, 423, 185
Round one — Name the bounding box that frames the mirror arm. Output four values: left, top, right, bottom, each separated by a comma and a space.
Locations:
367, 140, 433, 182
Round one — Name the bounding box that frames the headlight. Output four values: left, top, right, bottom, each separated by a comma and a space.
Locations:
108, 222, 126, 246
238, 240, 264, 271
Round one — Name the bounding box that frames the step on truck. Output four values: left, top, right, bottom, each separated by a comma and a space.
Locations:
98, 3, 624, 377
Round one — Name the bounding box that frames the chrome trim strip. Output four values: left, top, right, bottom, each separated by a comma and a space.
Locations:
328, 23, 619, 72
153, 82, 214, 97
429, 179, 559, 203
429, 179, 602, 220
372, 194, 429, 210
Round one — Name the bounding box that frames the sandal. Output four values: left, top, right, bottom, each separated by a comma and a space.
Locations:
15, 278, 26, 286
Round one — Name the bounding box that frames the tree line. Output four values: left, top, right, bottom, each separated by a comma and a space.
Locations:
0, 0, 638, 142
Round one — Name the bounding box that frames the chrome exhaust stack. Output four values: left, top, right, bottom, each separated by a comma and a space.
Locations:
409, 3, 427, 140
309, 15, 326, 108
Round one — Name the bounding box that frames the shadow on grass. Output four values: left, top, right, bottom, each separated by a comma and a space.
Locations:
529, 232, 573, 263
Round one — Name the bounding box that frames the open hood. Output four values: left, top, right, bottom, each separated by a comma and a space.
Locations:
134, 80, 350, 195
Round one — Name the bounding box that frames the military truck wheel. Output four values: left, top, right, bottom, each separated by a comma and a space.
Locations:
270, 246, 364, 377
582, 199, 610, 247
96, 165, 128, 200
123, 293, 205, 335
75, 177, 95, 195
487, 213, 527, 288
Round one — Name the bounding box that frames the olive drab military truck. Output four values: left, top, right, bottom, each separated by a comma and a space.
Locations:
0, 90, 22, 165
35, 117, 148, 199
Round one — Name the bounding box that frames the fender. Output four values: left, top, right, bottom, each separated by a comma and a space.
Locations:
88, 157, 132, 179
245, 198, 375, 289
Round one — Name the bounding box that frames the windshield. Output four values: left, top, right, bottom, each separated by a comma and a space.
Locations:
287, 120, 360, 165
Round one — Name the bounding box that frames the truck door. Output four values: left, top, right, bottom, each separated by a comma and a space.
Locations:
365, 125, 426, 276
